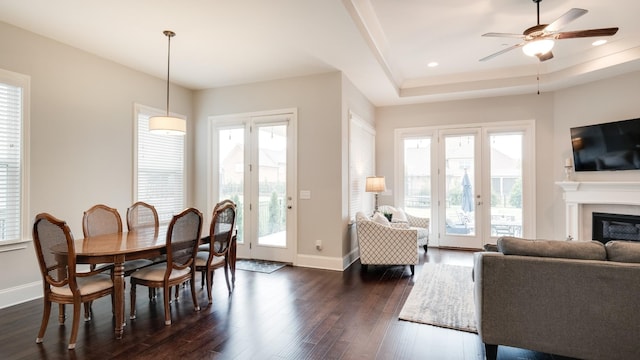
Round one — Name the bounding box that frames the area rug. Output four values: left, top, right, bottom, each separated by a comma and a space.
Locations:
399, 263, 477, 333
235, 259, 287, 274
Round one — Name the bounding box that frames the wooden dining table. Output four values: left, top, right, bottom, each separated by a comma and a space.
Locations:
50, 226, 237, 340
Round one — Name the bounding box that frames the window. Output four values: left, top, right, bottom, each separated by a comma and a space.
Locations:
134, 104, 185, 224
0, 69, 29, 243
348, 112, 376, 219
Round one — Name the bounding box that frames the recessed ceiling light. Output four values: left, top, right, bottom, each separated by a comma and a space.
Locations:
428, 62, 439, 68
592, 39, 607, 46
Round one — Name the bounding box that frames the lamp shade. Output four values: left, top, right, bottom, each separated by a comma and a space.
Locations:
365, 176, 386, 193
149, 116, 186, 135
522, 39, 554, 57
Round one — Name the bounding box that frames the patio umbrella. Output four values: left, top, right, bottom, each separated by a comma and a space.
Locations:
461, 171, 474, 213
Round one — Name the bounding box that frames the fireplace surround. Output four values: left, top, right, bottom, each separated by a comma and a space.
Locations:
556, 181, 640, 241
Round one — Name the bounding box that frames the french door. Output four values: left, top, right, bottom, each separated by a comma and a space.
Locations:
438, 129, 483, 248
396, 121, 533, 249
211, 110, 297, 263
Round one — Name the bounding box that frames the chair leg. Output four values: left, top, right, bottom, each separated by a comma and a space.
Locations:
223, 260, 231, 293
36, 299, 52, 344
83, 302, 92, 321
409, 265, 415, 276
68, 299, 82, 350
484, 344, 498, 360
206, 270, 214, 304
164, 285, 172, 325
130, 281, 137, 320
423, 245, 428, 253
190, 273, 200, 312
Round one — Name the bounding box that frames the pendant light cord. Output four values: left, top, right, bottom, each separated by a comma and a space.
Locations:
163, 30, 175, 116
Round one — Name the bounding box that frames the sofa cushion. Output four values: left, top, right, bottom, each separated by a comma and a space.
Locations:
606, 240, 640, 263
497, 236, 606, 261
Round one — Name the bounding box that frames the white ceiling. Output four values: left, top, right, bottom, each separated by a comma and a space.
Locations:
1, 0, 639, 106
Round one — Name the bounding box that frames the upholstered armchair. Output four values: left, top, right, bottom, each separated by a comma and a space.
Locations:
355, 212, 419, 275
377, 205, 430, 252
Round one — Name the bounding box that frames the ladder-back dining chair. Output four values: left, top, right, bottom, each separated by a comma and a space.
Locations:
33, 213, 115, 350
196, 199, 236, 304
129, 207, 203, 325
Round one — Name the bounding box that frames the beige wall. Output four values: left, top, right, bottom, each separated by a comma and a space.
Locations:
193, 72, 348, 267
0, 21, 193, 307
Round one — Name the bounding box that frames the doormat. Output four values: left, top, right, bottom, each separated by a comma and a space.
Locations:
235, 259, 288, 274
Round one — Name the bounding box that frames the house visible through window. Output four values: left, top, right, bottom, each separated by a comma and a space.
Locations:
134, 104, 185, 223
0, 69, 28, 243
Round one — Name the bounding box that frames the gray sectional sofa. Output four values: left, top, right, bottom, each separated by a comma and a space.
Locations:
473, 237, 640, 360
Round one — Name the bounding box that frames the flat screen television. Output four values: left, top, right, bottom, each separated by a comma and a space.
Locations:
570, 118, 640, 171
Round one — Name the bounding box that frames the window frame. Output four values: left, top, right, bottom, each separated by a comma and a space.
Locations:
133, 103, 186, 224
0, 68, 30, 247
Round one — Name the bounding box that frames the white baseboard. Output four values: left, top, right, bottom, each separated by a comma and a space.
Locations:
296, 248, 360, 271
0, 281, 42, 309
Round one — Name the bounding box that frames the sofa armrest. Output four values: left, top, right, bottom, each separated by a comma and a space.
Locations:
406, 213, 429, 229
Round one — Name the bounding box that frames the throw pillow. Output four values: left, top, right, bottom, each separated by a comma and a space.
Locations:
372, 212, 390, 226
391, 208, 408, 223
497, 236, 606, 261
606, 240, 640, 263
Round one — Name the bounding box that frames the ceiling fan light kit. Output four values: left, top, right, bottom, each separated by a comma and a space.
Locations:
480, 0, 618, 62
522, 39, 554, 57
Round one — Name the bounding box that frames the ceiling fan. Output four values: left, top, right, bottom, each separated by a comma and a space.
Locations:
480, 0, 618, 62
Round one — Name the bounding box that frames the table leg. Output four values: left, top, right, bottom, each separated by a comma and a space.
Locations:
113, 255, 125, 339
230, 235, 237, 287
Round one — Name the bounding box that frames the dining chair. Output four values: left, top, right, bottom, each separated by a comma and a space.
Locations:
129, 207, 203, 325
196, 200, 236, 304
83, 204, 153, 318
126, 201, 159, 231
33, 213, 115, 350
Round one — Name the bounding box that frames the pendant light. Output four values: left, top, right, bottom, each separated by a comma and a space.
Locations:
149, 30, 186, 135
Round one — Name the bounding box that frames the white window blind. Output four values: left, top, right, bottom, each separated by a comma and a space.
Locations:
0, 81, 22, 242
349, 113, 375, 219
135, 106, 185, 223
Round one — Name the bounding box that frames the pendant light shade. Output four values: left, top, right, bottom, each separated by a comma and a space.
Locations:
149, 30, 186, 135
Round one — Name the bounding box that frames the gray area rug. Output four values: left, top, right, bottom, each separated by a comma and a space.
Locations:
399, 263, 477, 333
235, 259, 287, 273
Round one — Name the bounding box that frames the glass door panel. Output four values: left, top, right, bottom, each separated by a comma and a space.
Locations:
489, 133, 523, 238
218, 127, 245, 244
439, 130, 482, 249
403, 137, 431, 219
256, 124, 287, 248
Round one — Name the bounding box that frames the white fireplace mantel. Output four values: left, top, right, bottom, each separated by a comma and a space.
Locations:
556, 181, 640, 240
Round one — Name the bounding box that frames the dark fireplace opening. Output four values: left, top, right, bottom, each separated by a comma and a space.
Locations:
592, 212, 640, 244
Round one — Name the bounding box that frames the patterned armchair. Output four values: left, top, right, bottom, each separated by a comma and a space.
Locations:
355, 212, 418, 275
377, 205, 429, 252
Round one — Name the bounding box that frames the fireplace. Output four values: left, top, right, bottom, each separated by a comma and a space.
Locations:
556, 181, 640, 241
592, 212, 640, 244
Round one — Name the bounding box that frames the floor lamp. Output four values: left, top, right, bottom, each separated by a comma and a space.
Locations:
366, 176, 386, 213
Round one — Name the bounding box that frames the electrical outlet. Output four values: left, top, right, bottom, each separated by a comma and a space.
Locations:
315, 240, 322, 251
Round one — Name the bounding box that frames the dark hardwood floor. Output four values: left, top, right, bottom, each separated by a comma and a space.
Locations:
0, 249, 573, 359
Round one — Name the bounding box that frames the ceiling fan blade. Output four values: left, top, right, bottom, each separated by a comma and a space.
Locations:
479, 43, 524, 62
554, 27, 619, 39
482, 32, 525, 39
537, 51, 554, 62
544, 8, 588, 33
